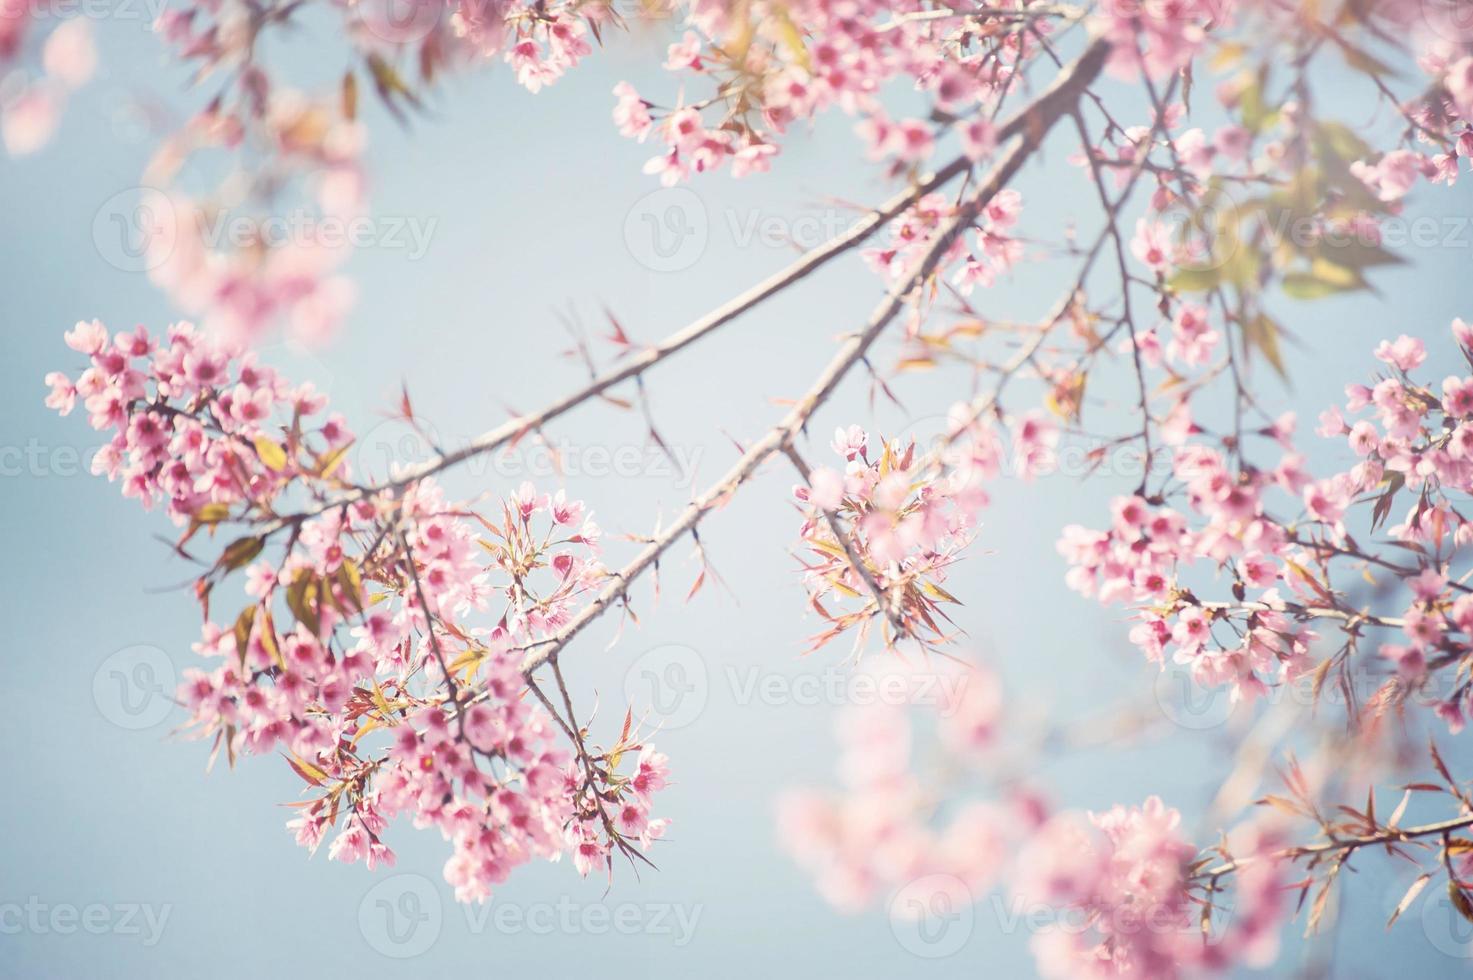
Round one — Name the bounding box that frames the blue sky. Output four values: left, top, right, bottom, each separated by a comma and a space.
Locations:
4, 12, 1473, 978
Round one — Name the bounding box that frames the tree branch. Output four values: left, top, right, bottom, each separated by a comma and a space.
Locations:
515, 38, 1112, 675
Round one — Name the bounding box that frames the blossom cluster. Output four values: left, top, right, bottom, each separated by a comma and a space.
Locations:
43, 318, 348, 523
30, 0, 1473, 967
776, 662, 1019, 912
793, 425, 982, 651
1347, 35, 1473, 201
1060, 321, 1473, 725
136, 87, 368, 346
46, 319, 668, 902
862, 189, 1025, 297
778, 661, 1287, 979
613, 0, 1041, 185
1094, 0, 1220, 83
795, 407, 1070, 651
1015, 800, 1286, 979
0, 16, 95, 155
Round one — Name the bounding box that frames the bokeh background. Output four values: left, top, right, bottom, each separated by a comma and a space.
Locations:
4, 9, 1473, 977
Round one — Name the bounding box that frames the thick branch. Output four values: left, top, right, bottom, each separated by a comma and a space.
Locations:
517, 38, 1111, 675
268, 39, 1111, 536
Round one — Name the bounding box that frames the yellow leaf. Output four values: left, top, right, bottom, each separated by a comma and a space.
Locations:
342, 71, 358, 121
920, 581, 961, 604
1209, 42, 1245, 72
316, 442, 351, 479
351, 717, 380, 747
254, 436, 288, 472
194, 502, 231, 525
285, 752, 328, 786
259, 609, 284, 669
773, 7, 811, 72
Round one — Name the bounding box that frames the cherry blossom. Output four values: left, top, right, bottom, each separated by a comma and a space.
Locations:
32, 0, 1473, 968
46, 319, 667, 902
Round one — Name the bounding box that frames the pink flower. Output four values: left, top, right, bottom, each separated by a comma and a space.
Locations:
42, 19, 96, 90
64, 319, 108, 355
571, 831, 607, 877
1167, 303, 1218, 366
892, 118, 934, 164
1316, 405, 1345, 437
730, 139, 777, 179
1409, 568, 1447, 601
1380, 642, 1426, 680
2, 84, 61, 157
664, 32, 703, 72
1174, 127, 1215, 179
642, 147, 687, 186
1351, 150, 1427, 202
327, 824, 369, 864
549, 489, 584, 526
512, 481, 546, 520
808, 467, 845, 511
1373, 334, 1426, 372
1348, 420, 1379, 456
1130, 219, 1173, 273
631, 745, 669, 799
1171, 607, 1211, 655
615, 798, 648, 838
960, 119, 997, 161
1447, 57, 1473, 120
43, 371, 76, 415
612, 82, 652, 142
830, 425, 868, 461
1442, 376, 1473, 418
1213, 124, 1252, 161
1453, 318, 1473, 354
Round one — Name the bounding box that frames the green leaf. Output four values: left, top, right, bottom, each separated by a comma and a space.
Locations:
1315, 121, 1373, 167
1311, 240, 1405, 270
1167, 266, 1223, 293
1223, 238, 1262, 289
220, 536, 264, 572
1242, 313, 1290, 382
233, 606, 257, 667
1238, 67, 1278, 133
287, 570, 322, 635
336, 559, 365, 613
1282, 269, 1360, 300
1329, 32, 1400, 80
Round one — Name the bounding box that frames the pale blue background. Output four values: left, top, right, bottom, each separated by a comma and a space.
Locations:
4, 12, 1473, 978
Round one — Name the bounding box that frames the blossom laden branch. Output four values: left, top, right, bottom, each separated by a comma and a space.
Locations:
518, 41, 1111, 672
